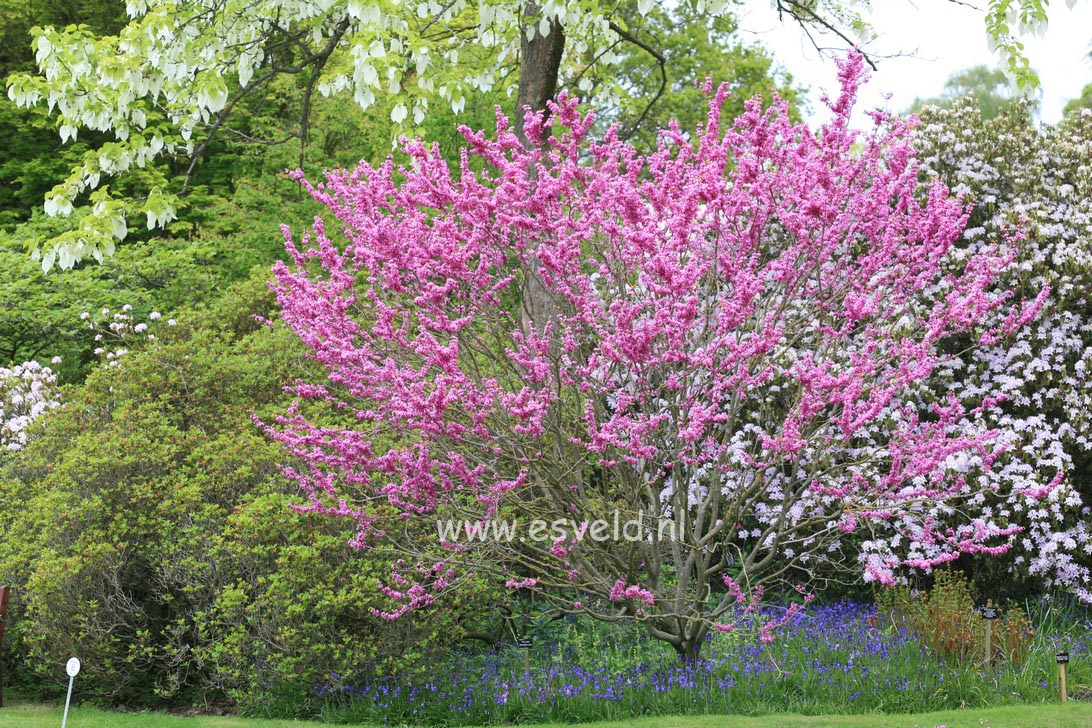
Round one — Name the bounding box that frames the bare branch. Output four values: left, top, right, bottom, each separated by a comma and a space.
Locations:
774, 0, 878, 70
180, 16, 351, 194
606, 20, 667, 143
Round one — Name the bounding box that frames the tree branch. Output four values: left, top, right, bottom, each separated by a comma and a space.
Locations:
180, 16, 351, 194
774, 0, 878, 70
607, 20, 666, 143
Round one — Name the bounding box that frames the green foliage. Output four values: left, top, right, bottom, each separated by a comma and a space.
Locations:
0, 0, 126, 75
981, 0, 1057, 90
1063, 82, 1092, 118
0, 271, 498, 709
0, 229, 221, 382
585, 1, 802, 151
0, 273, 288, 702
0, 103, 90, 230
908, 65, 1028, 120
0, 0, 128, 230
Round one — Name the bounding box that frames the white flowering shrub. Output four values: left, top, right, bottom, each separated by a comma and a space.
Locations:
913, 100, 1092, 600
0, 360, 61, 451
82, 304, 175, 367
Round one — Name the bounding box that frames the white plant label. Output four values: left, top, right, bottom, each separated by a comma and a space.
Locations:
62, 657, 80, 728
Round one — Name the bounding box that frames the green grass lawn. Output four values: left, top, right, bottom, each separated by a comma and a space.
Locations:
1, 700, 1091, 728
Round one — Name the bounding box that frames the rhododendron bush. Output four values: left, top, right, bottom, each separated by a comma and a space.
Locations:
267, 56, 1058, 658
0, 360, 60, 451
913, 100, 1092, 601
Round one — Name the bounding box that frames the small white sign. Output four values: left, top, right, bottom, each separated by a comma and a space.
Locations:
62, 657, 81, 728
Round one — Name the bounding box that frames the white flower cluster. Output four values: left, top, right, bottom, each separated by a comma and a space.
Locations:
0, 361, 62, 452
914, 99, 1092, 600
83, 305, 172, 367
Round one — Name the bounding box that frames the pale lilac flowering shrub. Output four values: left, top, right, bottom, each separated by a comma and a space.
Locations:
913, 100, 1092, 601
81, 304, 174, 366
1, 306, 173, 451
0, 360, 61, 451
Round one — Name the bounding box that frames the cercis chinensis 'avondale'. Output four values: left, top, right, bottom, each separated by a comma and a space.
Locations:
264, 56, 1069, 659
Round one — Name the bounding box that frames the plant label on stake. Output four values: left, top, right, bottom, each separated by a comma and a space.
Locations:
1052, 650, 1070, 702
61, 657, 80, 728
516, 636, 532, 674
979, 601, 999, 667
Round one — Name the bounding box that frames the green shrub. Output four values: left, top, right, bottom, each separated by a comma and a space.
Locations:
877, 570, 1036, 667
0, 269, 499, 709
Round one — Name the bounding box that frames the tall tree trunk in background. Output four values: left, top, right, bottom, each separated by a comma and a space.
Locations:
515, 4, 566, 144
514, 4, 566, 335
512, 5, 571, 550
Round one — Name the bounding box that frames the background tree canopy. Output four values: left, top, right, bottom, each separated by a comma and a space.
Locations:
3, 0, 1079, 270
1064, 82, 1092, 117
907, 64, 1029, 120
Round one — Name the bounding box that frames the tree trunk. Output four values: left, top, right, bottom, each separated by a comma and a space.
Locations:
654, 617, 710, 663
514, 3, 566, 144
673, 637, 704, 662
512, 3, 566, 338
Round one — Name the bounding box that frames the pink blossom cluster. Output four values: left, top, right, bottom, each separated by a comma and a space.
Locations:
608, 579, 655, 607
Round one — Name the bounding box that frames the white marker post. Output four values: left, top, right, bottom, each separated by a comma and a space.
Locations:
61, 658, 80, 728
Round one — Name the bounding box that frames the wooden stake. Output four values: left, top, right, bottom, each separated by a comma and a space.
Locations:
979, 599, 999, 668
1057, 650, 1070, 704
0, 586, 10, 709
984, 617, 993, 667
516, 636, 532, 675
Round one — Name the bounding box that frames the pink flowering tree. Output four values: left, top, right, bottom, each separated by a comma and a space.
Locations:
266, 55, 1050, 659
